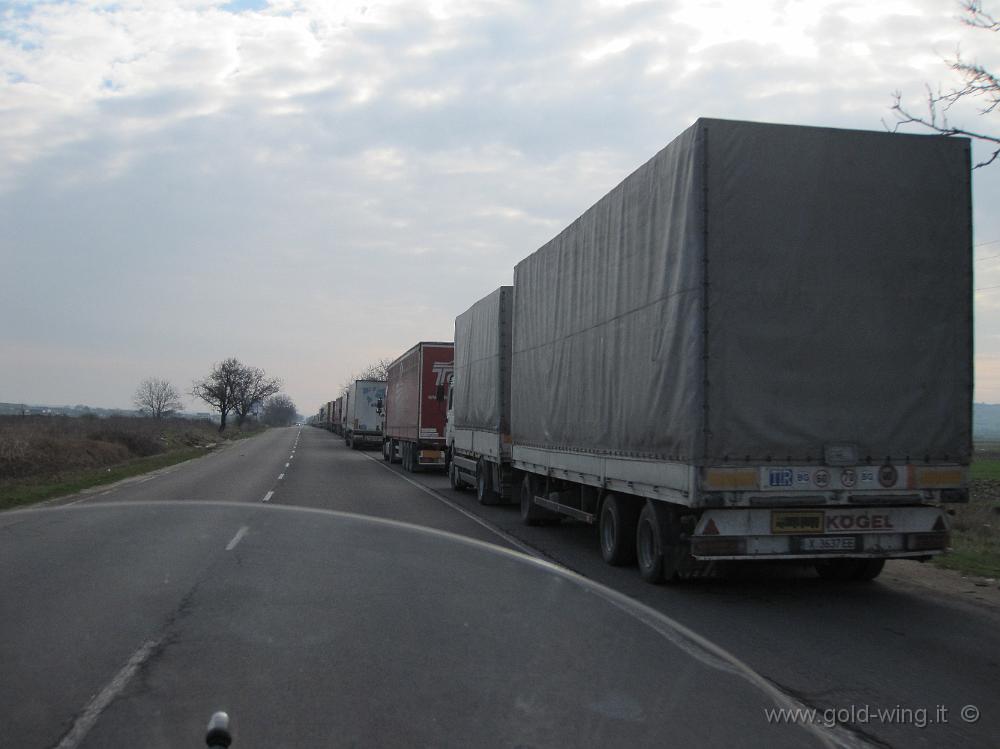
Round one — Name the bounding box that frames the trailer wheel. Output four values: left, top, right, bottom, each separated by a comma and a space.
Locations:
520, 474, 547, 526
405, 442, 419, 472
389, 440, 400, 464
637, 502, 665, 583
814, 558, 885, 582
599, 494, 638, 566
449, 460, 465, 491
476, 459, 501, 505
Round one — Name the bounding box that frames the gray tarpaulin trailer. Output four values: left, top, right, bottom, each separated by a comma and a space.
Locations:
448, 286, 514, 502
505, 117, 971, 583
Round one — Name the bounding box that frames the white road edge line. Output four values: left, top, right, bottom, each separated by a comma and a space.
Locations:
262, 490, 274, 503
285, 462, 290, 468
278, 473, 285, 480
362, 454, 541, 559
362, 452, 860, 749
225, 525, 250, 551
54, 638, 161, 749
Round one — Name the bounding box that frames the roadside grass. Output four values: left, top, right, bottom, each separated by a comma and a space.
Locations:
0, 416, 266, 511
0, 446, 208, 510
934, 546, 1000, 578
936, 453, 1000, 578
970, 458, 1000, 481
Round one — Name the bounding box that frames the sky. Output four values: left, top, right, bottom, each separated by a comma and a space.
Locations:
1, 0, 999, 414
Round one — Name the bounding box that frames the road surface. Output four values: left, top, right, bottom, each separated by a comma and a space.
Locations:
1, 426, 996, 748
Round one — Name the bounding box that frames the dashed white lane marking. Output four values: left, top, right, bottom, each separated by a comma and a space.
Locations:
278, 473, 285, 480
285, 462, 290, 468
225, 525, 250, 551
54, 638, 161, 749
262, 490, 274, 503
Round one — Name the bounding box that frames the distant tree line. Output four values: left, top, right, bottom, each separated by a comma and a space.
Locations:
261, 393, 298, 427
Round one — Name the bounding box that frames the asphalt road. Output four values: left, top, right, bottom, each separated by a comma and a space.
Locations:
1, 426, 997, 748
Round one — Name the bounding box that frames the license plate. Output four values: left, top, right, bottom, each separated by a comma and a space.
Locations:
796, 536, 858, 552
771, 510, 824, 534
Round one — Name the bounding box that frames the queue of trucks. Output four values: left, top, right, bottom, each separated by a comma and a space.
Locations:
318, 381, 386, 449
314, 117, 972, 584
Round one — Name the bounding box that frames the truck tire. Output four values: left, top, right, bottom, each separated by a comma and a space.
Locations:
520, 473, 547, 526
449, 460, 465, 491
599, 494, 639, 566
636, 500, 697, 583
388, 440, 400, 464
637, 502, 665, 583
814, 558, 885, 581
476, 459, 501, 505
350, 434, 360, 450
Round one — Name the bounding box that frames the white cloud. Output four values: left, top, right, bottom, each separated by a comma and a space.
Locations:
1, 0, 999, 409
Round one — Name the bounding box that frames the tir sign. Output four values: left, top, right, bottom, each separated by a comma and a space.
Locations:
768, 469, 794, 487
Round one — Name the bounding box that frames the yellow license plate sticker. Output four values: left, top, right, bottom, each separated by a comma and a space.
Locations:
771, 510, 824, 534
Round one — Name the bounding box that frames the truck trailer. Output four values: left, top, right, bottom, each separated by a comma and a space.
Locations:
383, 342, 454, 472
343, 380, 386, 450
447, 287, 513, 503
463, 118, 971, 584
330, 396, 344, 436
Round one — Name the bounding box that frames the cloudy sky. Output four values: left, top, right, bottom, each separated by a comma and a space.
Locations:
2, 0, 999, 414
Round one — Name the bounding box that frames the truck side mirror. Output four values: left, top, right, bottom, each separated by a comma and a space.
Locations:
375, 398, 384, 413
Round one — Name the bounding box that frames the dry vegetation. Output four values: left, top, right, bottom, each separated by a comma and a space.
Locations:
941, 480, 1000, 578
0, 415, 262, 509
939, 443, 1000, 578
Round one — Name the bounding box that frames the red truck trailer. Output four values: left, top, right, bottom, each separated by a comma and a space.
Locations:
382, 341, 454, 472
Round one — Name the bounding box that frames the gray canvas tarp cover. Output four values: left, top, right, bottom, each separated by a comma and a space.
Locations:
454, 286, 513, 432
511, 118, 971, 464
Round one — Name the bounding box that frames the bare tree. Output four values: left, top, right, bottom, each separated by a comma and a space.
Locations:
133, 377, 182, 419
889, 1, 1000, 168
262, 393, 298, 427
339, 357, 393, 397
231, 365, 282, 427
191, 358, 244, 432
359, 358, 393, 382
